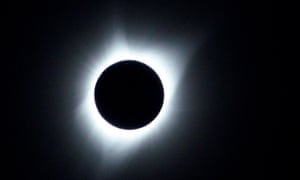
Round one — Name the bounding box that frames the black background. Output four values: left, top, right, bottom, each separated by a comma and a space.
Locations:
8, 0, 277, 179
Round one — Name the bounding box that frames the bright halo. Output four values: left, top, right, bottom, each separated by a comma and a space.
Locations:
76, 32, 192, 163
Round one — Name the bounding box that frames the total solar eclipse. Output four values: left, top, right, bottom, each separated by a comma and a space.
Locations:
94, 60, 164, 130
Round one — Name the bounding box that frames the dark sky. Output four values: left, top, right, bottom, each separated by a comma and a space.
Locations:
9, 0, 277, 179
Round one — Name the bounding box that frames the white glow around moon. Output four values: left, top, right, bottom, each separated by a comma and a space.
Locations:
76, 32, 194, 165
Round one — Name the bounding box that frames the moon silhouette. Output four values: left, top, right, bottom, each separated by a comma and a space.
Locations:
94, 60, 164, 130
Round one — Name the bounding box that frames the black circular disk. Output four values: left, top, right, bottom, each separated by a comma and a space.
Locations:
94, 60, 164, 130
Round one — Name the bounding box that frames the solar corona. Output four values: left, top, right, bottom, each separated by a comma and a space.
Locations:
77, 34, 192, 165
